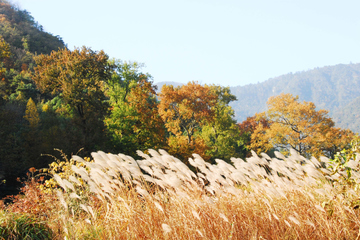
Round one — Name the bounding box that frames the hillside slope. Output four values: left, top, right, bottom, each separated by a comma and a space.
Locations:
0, 1, 65, 54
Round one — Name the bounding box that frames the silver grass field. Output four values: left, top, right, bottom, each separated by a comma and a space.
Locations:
37, 148, 360, 239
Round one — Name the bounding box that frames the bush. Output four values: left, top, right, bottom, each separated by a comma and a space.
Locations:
0, 211, 53, 240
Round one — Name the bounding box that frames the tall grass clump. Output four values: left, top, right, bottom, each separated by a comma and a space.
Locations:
4, 147, 360, 239
0, 210, 53, 239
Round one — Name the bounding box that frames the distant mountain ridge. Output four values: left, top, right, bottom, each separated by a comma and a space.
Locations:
155, 63, 360, 133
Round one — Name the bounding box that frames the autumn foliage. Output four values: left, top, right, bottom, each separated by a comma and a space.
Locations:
24, 97, 40, 129
158, 81, 218, 160
105, 62, 166, 155
248, 93, 354, 158
33, 47, 114, 152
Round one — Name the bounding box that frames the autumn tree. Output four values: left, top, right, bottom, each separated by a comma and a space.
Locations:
104, 60, 166, 155
0, 36, 10, 99
200, 85, 247, 161
158, 81, 217, 161
238, 115, 270, 157
24, 97, 39, 128
250, 93, 354, 158
318, 127, 354, 158
0, 36, 10, 74
33, 46, 114, 151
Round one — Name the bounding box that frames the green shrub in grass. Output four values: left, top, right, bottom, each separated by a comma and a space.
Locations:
0, 211, 53, 240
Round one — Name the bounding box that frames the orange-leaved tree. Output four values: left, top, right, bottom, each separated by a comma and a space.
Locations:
250, 93, 353, 158
238, 115, 270, 157
158, 81, 217, 161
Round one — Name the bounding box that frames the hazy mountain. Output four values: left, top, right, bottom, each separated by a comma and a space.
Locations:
155, 63, 360, 133
229, 63, 360, 133
331, 96, 360, 133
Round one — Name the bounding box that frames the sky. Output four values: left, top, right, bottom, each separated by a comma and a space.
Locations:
11, 0, 360, 87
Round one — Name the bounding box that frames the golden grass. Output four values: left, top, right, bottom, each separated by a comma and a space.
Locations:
5, 149, 360, 239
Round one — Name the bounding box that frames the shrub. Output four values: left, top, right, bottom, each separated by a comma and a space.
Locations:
0, 211, 53, 240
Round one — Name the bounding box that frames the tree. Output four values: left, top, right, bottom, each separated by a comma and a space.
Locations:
250, 93, 354, 158
245, 113, 273, 155
33, 46, 114, 151
0, 36, 10, 100
200, 85, 247, 162
318, 127, 354, 158
24, 97, 39, 128
158, 81, 217, 161
104, 60, 166, 155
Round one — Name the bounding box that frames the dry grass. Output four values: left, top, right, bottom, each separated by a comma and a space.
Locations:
4, 149, 360, 239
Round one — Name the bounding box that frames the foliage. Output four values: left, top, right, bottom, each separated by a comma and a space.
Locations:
7, 71, 38, 103
158, 81, 217, 160
33, 46, 114, 151
0, 0, 67, 186
5, 175, 56, 218
238, 115, 271, 157
201, 85, 247, 161
0, 210, 53, 239
327, 135, 360, 188
105, 60, 166, 155
250, 93, 354, 158
0, 36, 10, 100
0, 35, 9, 60
24, 97, 39, 128
38, 152, 92, 192
0, 35, 9, 83
0, 1, 64, 56
0, 102, 28, 180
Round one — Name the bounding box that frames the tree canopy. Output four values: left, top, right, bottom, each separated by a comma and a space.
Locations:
104, 60, 166, 155
200, 85, 246, 161
249, 93, 354, 158
33, 47, 114, 151
158, 82, 217, 160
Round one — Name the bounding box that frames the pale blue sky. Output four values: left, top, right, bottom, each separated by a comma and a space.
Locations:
12, 0, 360, 87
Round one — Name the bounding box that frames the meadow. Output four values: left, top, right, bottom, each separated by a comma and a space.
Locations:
1, 148, 360, 239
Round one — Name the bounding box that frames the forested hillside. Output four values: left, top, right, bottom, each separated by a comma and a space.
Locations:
0, 1, 64, 67
0, 0, 248, 194
0, 0, 66, 194
228, 63, 360, 133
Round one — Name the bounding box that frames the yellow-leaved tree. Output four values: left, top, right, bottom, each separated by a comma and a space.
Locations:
0, 36, 10, 99
33, 47, 113, 151
158, 81, 217, 161
250, 93, 353, 158
24, 97, 40, 128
